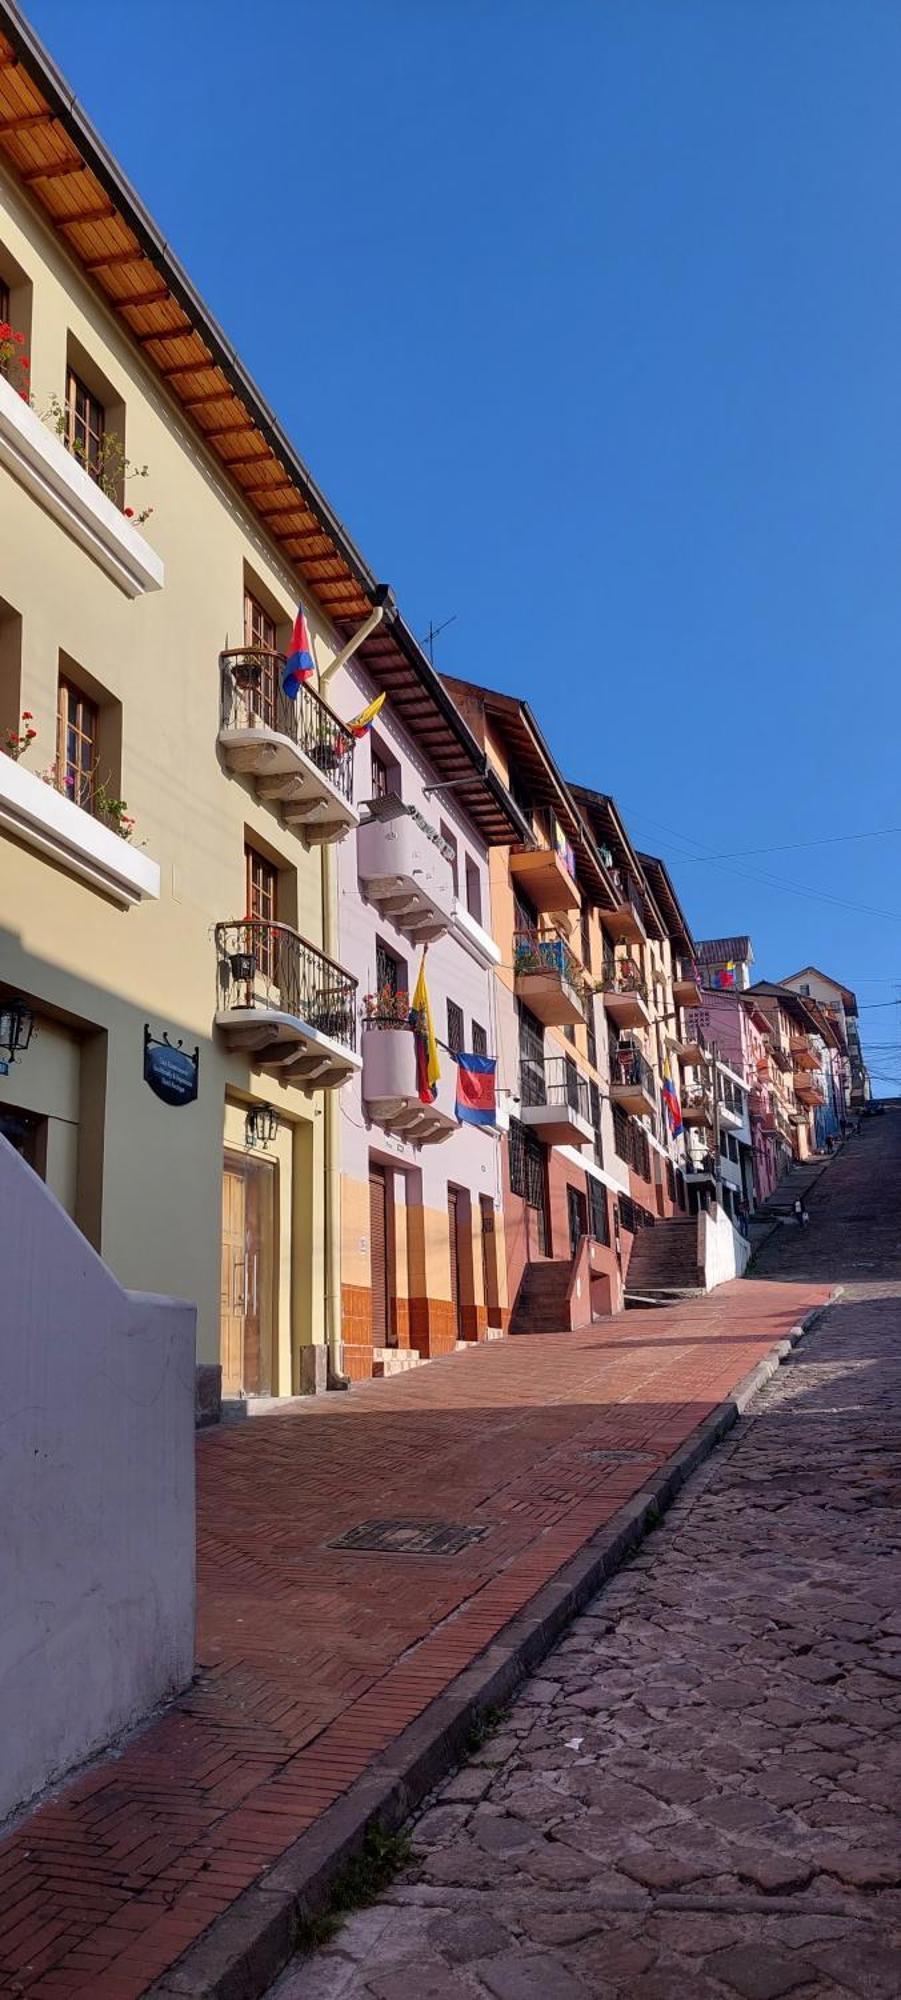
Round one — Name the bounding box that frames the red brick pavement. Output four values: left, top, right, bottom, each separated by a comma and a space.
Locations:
0, 1279, 828, 1999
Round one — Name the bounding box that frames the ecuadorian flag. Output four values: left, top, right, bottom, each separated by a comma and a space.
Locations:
455, 1052, 497, 1127
282, 605, 316, 698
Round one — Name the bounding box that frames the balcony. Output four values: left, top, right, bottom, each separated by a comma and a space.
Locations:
794, 1076, 826, 1108
791, 1037, 819, 1071
682, 1084, 715, 1129
674, 1029, 707, 1068
686, 1152, 718, 1186
219, 651, 358, 846
770, 1045, 793, 1072
509, 843, 580, 913
717, 1076, 746, 1129
214, 920, 360, 1090
0, 374, 163, 598
357, 799, 455, 943
608, 870, 648, 945
513, 928, 585, 1026
0, 752, 160, 906
599, 959, 651, 1030
672, 961, 703, 1008
520, 1056, 595, 1150
609, 1038, 657, 1120
361, 1023, 457, 1144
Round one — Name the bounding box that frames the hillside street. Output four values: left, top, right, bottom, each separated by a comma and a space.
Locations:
270, 1112, 901, 2000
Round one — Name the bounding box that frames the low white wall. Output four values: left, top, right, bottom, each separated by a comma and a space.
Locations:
0, 1137, 196, 1825
699, 1201, 752, 1289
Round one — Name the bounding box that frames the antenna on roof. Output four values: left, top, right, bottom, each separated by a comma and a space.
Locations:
422, 614, 457, 664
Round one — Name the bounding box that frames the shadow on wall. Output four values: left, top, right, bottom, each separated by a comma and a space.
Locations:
0, 1135, 195, 1828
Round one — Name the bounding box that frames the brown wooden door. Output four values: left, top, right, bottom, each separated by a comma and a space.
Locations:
369, 1164, 393, 1348
567, 1184, 588, 1259
479, 1193, 499, 1327
220, 1156, 274, 1397
448, 1189, 463, 1340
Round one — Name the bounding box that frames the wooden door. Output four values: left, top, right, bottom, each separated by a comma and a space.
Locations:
369, 1164, 393, 1347
567, 1184, 588, 1259
220, 1156, 275, 1397
479, 1194, 500, 1327
448, 1189, 463, 1340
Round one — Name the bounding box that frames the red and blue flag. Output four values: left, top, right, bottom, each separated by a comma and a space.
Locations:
454, 1051, 497, 1127
282, 605, 315, 698
662, 1067, 683, 1140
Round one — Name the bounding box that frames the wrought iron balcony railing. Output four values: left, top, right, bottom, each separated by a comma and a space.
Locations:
520, 1054, 591, 1122
513, 927, 585, 993
220, 649, 355, 804
215, 918, 358, 1050
610, 1038, 656, 1098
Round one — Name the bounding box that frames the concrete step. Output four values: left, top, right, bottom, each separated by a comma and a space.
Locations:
372, 1348, 421, 1377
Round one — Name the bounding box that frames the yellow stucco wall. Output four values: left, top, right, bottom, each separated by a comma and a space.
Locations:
0, 168, 343, 1385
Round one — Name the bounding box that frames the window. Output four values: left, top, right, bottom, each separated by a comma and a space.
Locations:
588, 1178, 608, 1244
509, 1117, 547, 1234
440, 823, 459, 896
57, 678, 97, 810
447, 999, 464, 1055
376, 939, 403, 997
586, 999, 598, 1071
613, 1103, 631, 1162
245, 844, 278, 980
509, 1117, 528, 1198
580, 906, 592, 972
514, 889, 538, 936
370, 738, 401, 801
244, 589, 278, 726
471, 1021, 488, 1057
66, 368, 105, 484
465, 857, 482, 926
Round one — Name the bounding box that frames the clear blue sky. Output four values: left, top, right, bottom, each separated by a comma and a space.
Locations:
24, 0, 901, 1087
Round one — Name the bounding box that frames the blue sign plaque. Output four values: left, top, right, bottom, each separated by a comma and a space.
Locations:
143, 1026, 199, 1107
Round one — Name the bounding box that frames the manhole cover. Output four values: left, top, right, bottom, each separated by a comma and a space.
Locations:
574, 1448, 657, 1465
330, 1518, 489, 1557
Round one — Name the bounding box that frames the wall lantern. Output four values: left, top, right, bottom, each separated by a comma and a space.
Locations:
246, 1103, 278, 1150
0, 997, 35, 1068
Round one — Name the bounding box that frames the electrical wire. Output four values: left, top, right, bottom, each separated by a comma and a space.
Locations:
622, 804, 901, 924
674, 826, 901, 865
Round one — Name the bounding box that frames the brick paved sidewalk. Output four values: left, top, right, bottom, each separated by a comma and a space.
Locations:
0, 1279, 827, 1999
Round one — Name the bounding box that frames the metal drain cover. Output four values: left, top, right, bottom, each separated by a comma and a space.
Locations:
330, 1518, 489, 1557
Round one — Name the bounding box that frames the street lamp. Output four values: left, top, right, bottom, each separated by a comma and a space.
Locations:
0, 997, 34, 1066
245, 1103, 278, 1151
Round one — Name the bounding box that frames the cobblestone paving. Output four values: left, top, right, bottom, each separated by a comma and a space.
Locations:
272, 1119, 901, 1999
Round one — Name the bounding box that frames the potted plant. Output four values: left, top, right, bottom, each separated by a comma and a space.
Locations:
362, 985, 412, 1029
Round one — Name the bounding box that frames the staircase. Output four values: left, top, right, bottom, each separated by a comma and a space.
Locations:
510, 1257, 573, 1334
624, 1216, 704, 1308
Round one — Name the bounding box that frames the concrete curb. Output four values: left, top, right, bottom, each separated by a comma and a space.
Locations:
146, 1297, 834, 2000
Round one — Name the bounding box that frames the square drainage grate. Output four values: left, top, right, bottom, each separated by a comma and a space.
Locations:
330, 1518, 489, 1557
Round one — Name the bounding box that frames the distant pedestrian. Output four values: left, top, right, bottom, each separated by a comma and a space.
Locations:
793, 1196, 809, 1229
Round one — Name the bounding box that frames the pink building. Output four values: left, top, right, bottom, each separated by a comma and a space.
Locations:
687, 989, 781, 1206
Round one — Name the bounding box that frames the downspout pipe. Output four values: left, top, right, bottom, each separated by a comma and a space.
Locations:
319, 587, 394, 1390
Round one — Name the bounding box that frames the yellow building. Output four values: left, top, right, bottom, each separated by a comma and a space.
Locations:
0, 13, 436, 1412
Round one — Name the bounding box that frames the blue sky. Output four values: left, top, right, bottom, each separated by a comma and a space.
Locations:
24, 0, 901, 1086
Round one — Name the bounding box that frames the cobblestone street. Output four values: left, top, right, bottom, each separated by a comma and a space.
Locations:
272, 1115, 901, 2000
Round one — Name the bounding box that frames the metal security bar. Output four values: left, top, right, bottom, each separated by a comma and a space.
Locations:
520, 1054, 591, 1121
220, 650, 355, 804
215, 919, 358, 1049
513, 927, 585, 993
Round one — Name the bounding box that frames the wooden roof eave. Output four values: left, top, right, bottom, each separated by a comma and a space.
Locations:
0, 4, 532, 852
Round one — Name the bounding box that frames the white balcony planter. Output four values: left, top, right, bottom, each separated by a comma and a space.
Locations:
361, 1026, 458, 1143
0, 754, 160, 905
0, 376, 163, 597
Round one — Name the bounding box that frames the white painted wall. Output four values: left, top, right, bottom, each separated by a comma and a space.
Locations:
700, 1201, 751, 1288
0, 1137, 195, 1825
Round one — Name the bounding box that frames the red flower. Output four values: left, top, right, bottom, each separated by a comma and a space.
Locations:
13, 330, 25, 345
20, 358, 29, 370
0, 323, 10, 338
25, 728, 37, 739
123, 505, 134, 518
21, 711, 33, 720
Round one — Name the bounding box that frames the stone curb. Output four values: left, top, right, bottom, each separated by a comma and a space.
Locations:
145, 1297, 833, 2000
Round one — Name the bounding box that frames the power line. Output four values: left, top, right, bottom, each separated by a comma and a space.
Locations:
625, 806, 901, 924
675, 825, 901, 865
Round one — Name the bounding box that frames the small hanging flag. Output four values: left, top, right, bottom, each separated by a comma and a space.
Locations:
662, 1065, 683, 1140
710, 961, 736, 990
411, 948, 440, 1104
346, 690, 386, 739
454, 1051, 497, 1127
282, 605, 316, 698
